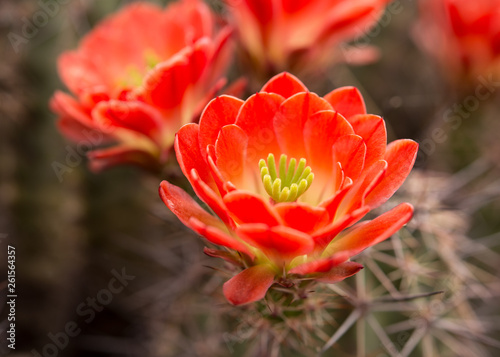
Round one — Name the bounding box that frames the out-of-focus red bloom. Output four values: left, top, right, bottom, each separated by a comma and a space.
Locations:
225, 0, 392, 79
415, 0, 500, 83
50, 0, 232, 172
160, 72, 418, 306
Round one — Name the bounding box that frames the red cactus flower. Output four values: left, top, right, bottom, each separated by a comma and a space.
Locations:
225, 0, 392, 79
160, 72, 418, 305
415, 0, 500, 83
50, 0, 232, 172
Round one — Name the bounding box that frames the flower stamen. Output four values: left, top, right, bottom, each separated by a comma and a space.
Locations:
259, 154, 314, 202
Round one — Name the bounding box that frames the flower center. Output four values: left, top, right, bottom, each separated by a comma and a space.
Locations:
259, 154, 314, 203
120, 50, 161, 88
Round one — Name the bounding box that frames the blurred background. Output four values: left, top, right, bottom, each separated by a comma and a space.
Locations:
0, 0, 499, 356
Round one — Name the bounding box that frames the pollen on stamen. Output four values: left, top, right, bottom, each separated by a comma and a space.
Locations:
259, 153, 314, 203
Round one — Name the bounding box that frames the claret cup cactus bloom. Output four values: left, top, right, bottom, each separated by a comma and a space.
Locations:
160, 72, 418, 305
226, 0, 393, 79
50, 0, 232, 172
415, 0, 500, 83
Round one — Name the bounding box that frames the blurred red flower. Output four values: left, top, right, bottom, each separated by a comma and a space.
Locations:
415, 0, 500, 83
160, 72, 418, 305
225, 0, 392, 80
50, 0, 232, 172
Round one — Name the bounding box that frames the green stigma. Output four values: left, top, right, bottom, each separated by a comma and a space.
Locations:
119, 50, 161, 88
259, 154, 314, 203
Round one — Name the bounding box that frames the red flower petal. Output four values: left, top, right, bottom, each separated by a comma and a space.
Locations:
88, 146, 160, 172
93, 100, 165, 146
281, 0, 311, 14
237, 0, 274, 26
215, 125, 249, 186
57, 52, 105, 96
319, 183, 353, 219
349, 114, 387, 169
159, 180, 225, 230
57, 116, 104, 144
326, 203, 414, 257
80, 89, 110, 108
51, 91, 94, 128
274, 92, 332, 160
237, 224, 314, 263
332, 134, 366, 181
203, 247, 242, 266
205, 26, 234, 85
223, 264, 276, 306
137, 34, 220, 116
337, 160, 387, 216
289, 251, 350, 275
318, 3, 379, 44
323, 86, 366, 119
224, 191, 283, 226
79, 3, 167, 73
315, 261, 364, 284
206, 144, 238, 197
312, 206, 370, 250
261, 72, 308, 99
235, 92, 284, 165
189, 169, 235, 228
167, 0, 215, 43
274, 203, 329, 234
184, 37, 211, 81
199, 95, 244, 160
364, 139, 419, 209
52, 92, 112, 143
303, 110, 354, 175
175, 123, 216, 191
189, 217, 253, 258
137, 50, 193, 111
